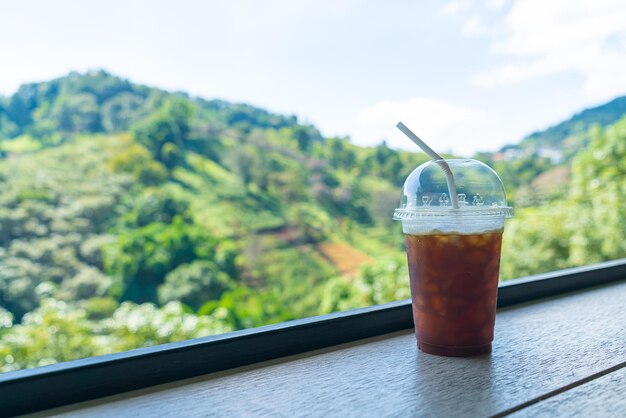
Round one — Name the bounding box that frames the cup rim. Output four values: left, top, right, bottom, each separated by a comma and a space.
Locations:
393, 206, 513, 221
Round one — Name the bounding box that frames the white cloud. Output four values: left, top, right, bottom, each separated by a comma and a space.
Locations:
462, 16, 492, 37
349, 97, 505, 156
486, 0, 508, 10
440, 0, 474, 16
444, 0, 510, 17
473, 0, 626, 101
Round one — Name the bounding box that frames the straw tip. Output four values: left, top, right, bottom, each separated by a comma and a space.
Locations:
396, 121, 406, 129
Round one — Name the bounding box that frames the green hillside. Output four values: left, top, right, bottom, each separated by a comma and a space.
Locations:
0, 71, 428, 371
0, 70, 301, 140
474, 96, 626, 206
1, 71, 624, 372
501, 96, 626, 158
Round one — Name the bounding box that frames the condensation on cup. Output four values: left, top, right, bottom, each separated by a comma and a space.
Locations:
393, 159, 512, 357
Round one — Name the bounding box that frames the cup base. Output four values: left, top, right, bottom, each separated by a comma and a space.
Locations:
418, 341, 492, 357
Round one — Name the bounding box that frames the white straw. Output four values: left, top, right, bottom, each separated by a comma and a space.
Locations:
396, 121, 459, 209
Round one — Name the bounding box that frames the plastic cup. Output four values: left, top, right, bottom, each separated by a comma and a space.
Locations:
393, 159, 512, 357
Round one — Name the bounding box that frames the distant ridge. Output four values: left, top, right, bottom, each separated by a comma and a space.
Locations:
3, 70, 626, 161
0, 69, 305, 141
501, 95, 626, 159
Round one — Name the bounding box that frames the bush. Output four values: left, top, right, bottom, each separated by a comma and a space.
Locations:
158, 260, 235, 309
319, 257, 410, 314
0, 298, 232, 372
104, 217, 219, 303
107, 143, 167, 185
100, 301, 232, 352
58, 266, 112, 300
81, 297, 119, 320
0, 299, 98, 372
199, 286, 294, 330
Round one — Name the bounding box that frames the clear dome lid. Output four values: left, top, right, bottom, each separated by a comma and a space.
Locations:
393, 159, 512, 222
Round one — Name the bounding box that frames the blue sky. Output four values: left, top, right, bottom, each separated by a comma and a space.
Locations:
1, 0, 625, 155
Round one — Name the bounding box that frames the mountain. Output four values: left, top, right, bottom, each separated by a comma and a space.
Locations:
474, 96, 626, 203
498, 96, 626, 161
0, 70, 422, 324
1, 71, 625, 372
0, 69, 306, 142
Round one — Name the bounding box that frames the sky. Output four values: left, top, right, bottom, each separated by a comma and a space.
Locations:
1, 0, 626, 155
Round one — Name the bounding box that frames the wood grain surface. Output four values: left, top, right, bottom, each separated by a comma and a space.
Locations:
509, 367, 626, 418
37, 281, 626, 418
